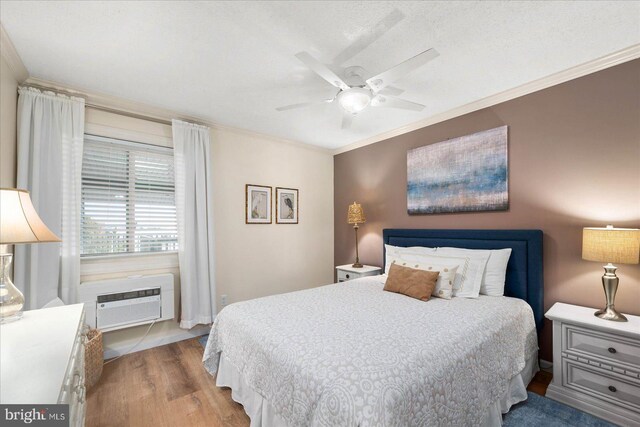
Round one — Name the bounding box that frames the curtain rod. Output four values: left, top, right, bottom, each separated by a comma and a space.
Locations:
85, 104, 173, 126
21, 84, 204, 128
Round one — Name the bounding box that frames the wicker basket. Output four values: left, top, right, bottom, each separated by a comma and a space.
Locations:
84, 328, 103, 390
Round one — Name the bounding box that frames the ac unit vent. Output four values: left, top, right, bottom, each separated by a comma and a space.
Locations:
79, 274, 174, 332
97, 293, 161, 330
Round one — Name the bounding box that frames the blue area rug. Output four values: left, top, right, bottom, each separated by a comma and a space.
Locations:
503, 392, 615, 427
198, 334, 208, 348
197, 335, 612, 427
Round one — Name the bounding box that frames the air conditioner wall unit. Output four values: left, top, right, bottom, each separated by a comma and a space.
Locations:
79, 273, 174, 332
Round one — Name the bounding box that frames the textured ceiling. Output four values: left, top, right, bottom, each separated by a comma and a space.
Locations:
1, 1, 639, 149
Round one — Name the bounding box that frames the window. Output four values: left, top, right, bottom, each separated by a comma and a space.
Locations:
81, 135, 178, 256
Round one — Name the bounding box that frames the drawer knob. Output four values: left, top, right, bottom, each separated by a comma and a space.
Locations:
345, 274, 350, 279
607, 347, 617, 354
608, 385, 617, 393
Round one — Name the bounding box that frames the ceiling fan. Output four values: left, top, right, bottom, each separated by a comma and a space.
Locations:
276, 48, 439, 129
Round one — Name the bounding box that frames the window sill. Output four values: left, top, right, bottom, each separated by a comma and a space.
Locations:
80, 251, 179, 277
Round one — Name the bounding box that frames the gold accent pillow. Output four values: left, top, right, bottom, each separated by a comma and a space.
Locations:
389, 256, 459, 299
383, 263, 440, 301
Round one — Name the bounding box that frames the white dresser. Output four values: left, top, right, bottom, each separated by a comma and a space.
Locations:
0, 304, 87, 426
545, 303, 640, 427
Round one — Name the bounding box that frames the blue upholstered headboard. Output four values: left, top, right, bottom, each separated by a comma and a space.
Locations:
383, 229, 544, 332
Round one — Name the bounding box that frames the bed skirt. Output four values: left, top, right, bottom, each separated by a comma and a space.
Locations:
216, 351, 539, 427
481, 352, 539, 426
216, 354, 289, 426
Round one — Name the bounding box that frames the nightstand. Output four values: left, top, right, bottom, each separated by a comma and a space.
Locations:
335, 265, 382, 282
545, 302, 640, 426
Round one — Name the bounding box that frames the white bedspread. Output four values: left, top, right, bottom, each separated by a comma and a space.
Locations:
203, 276, 538, 426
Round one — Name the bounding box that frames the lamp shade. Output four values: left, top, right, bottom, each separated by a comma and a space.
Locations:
347, 202, 365, 225
0, 188, 60, 244
582, 225, 639, 265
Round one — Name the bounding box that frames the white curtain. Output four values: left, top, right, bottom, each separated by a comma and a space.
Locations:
172, 119, 216, 329
14, 87, 85, 309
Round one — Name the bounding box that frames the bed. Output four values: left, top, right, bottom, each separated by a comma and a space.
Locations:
203, 229, 543, 426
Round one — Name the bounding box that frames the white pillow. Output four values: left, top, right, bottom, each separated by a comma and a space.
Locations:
483, 249, 512, 296
384, 244, 436, 274
437, 247, 512, 296
387, 255, 459, 300
431, 249, 490, 298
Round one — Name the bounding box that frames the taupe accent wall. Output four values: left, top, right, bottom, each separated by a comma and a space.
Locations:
334, 59, 640, 361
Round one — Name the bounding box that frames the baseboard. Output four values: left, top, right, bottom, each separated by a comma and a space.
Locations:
546, 383, 639, 426
539, 359, 553, 371
103, 324, 210, 359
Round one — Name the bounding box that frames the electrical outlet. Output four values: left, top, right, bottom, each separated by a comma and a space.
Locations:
221, 294, 228, 307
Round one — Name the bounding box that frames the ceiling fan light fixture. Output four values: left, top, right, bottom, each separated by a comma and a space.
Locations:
337, 87, 372, 114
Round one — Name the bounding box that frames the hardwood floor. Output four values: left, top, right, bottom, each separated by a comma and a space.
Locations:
527, 369, 553, 396
87, 338, 250, 427
87, 338, 553, 427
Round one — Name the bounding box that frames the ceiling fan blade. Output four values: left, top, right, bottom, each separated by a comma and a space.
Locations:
276, 99, 333, 111
332, 8, 405, 66
371, 95, 425, 112
341, 113, 354, 130
377, 86, 404, 97
366, 48, 439, 92
295, 52, 350, 91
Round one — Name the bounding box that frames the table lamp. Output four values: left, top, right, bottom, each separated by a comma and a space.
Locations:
347, 202, 365, 268
582, 225, 639, 322
0, 188, 60, 323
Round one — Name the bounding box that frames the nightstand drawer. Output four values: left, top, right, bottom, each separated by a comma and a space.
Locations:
336, 265, 381, 283
337, 270, 356, 282
565, 360, 640, 411
564, 324, 640, 371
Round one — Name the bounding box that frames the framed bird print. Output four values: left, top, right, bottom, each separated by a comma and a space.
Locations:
276, 187, 298, 224
246, 184, 272, 224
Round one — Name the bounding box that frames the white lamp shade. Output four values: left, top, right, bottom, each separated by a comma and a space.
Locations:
0, 188, 60, 244
582, 226, 639, 265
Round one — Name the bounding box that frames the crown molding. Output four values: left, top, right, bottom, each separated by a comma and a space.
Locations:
23, 76, 333, 155
0, 23, 29, 82
333, 44, 640, 155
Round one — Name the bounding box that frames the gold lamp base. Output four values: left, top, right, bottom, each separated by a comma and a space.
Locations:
351, 224, 363, 268
595, 307, 627, 322
594, 263, 628, 322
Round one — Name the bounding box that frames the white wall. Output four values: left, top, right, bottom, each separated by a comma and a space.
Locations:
81, 108, 334, 355
213, 127, 334, 308
1, 54, 17, 188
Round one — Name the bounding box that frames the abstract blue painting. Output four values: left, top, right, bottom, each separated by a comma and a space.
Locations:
407, 126, 508, 214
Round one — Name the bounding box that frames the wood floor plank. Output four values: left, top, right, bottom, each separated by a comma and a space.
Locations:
87, 354, 132, 427
87, 338, 552, 427
127, 393, 172, 427
128, 349, 160, 398
167, 390, 225, 427
154, 341, 200, 402
87, 338, 249, 427
527, 370, 553, 396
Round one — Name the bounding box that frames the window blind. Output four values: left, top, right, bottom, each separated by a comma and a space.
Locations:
81, 135, 178, 256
